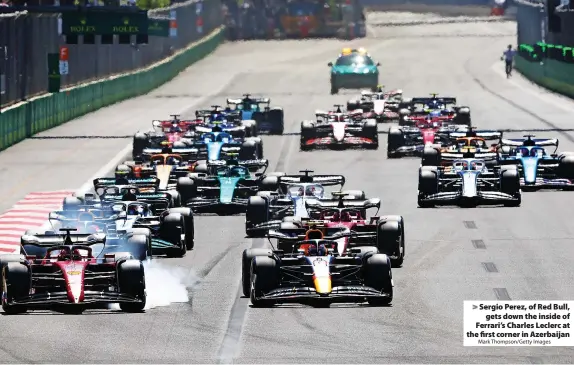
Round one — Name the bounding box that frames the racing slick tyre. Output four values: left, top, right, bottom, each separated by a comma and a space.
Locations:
347, 100, 360, 111
398, 108, 410, 126
167, 190, 182, 208
168, 208, 195, 250
418, 166, 439, 208
421, 147, 441, 166
269, 107, 285, 135
125, 233, 151, 261
364, 254, 393, 306
454, 107, 471, 126
387, 127, 405, 158
558, 155, 574, 180
363, 120, 378, 149
250, 256, 278, 307
258, 176, 279, 191
341, 190, 366, 200
118, 259, 146, 313
160, 213, 186, 258
246, 196, 269, 237
376, 218, 404, 267
2, 262, 30, 314
241, 248, 273, 297
133, 133, 149, 159
242, 120, 258, 137
300, 121, 315, 151
177, 177, 197, 205
239, 140, 260, 160
193, 163, 209, 174
63, 196, 83, 211
500, 167, 521, 207
330, 81, 338, 95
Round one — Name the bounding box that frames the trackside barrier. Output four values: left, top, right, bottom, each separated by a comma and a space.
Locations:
0, 27, 224, 152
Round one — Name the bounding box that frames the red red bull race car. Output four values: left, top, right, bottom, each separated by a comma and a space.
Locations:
300, 105, 378, 150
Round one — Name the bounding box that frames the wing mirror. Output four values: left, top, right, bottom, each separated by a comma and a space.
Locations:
328, 62, 333, 66
376, 62, 381, 66
152, 120, 161, 128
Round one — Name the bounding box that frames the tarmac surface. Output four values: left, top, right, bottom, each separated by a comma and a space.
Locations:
0, 13, 573, 364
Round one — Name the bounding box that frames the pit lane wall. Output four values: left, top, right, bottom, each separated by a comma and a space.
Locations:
0, 26, 224, 152
514, 0, 574, 98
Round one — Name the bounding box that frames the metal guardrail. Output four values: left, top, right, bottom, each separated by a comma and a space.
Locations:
0, 0, 222, 108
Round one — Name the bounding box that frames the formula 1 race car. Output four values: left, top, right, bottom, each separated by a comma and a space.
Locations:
89, 177, 182, 208
59, 191, 194, 254
0, 229, 146, 314
300, 106, 378, 150
132, 115, 198, 158
191, 131, 263, 161
496, 135, 574, 190
115, 150, 199, 191
420, 129, 502, 167
398, 95, 471, 127
194, 106, 258, 138
418, 158, 521, 208
245, 171, 350, 236
226, 94, 284, 135
241, 228, 393, 307
347, 86, 403, 122
176, 159, 272, 214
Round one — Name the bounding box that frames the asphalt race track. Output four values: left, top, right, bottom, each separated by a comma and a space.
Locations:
0, 14, 574, 364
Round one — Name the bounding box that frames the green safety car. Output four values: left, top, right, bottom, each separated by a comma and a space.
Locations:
328, 48, 380, 95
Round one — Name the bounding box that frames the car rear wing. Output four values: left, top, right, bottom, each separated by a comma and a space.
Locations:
227, 97, 270, 105
306, 197, 380, 210
100, 192, 171, 208
21, 232, 104, 246
448, 129, 502, 140
94, 177, 160, 190
141, 147, 199, 157
499, 137, 559, 147
411, 97, 457, 105
266, 227, 351, 241
279, 170, 345, 186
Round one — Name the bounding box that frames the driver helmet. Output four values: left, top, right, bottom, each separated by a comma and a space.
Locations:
170, 123, 181, 133
341, 211, 351, 222
128, 204, 144, 216
331, 211, 340, 222
298, 187, 304, 196
57, 248, 71, 261
429, 110, 441, 118
167, 156, 180, 165
305, 229, 324, 240
308, 244, 327, 256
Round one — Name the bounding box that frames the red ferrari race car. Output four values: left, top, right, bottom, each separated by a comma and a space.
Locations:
300, 105, 378, 150
387, 117, 469, 158
346, 86, 403, 122
0, 229, 146, 314
132, 114, 201, 158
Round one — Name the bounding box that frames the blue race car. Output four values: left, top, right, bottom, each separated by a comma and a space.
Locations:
195, 106, 258, 138
226, 94, 284, 135
191, 130, 263, 161
398, 94, 471, 127
176, 159, 271, 215
497, 135, 574, 190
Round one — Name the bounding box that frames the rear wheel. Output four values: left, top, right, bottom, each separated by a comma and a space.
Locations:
418, 167, 438, 208
160, 214, 186, 258
125, 234, 151, 261
500, 167, 521, 207
246, 196, 269, 237
387, 128, 405, 158
376, 219, 404, 267
168, 208, 195, 250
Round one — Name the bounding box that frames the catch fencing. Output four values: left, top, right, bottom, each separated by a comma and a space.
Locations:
0, 0, 223, 108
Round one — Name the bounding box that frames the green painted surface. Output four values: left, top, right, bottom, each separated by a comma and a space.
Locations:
0, 27, 224, 152
515, 56, 574, 99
